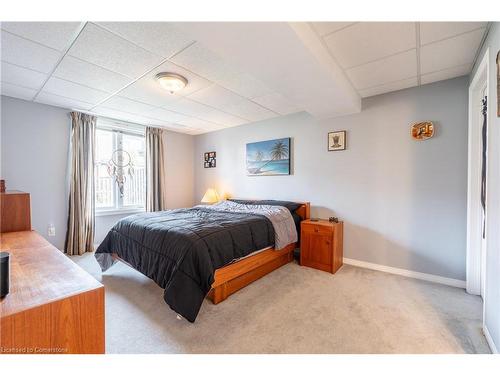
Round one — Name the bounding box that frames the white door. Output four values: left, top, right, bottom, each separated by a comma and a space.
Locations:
466, 49, 489, 297
480, 84, 487, 299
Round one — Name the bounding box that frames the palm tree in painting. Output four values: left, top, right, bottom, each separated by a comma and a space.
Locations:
252, 140, 289, 174
270, 140, 289, 161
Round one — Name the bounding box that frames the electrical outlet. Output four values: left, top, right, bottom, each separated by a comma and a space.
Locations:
48, 224, 56, 237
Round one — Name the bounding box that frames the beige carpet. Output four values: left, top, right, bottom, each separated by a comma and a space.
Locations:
71, 253, 490, 354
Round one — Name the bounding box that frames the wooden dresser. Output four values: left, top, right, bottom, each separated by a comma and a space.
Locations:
0, 191, 31, 233
0, 191, 105, 354
300, 219, 343, 274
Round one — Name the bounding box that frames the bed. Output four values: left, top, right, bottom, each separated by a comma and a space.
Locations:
95, 199, 310, 322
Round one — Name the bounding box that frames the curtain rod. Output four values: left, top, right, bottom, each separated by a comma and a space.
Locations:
70, 108, 186, 133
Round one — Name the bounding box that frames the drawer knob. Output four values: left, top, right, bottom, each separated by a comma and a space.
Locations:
314, 228, 319, 232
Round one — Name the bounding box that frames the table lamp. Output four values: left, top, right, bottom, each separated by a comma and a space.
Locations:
201, 188, 220, 204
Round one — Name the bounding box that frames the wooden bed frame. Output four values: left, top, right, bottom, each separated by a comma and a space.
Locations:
111, 202, 310, 306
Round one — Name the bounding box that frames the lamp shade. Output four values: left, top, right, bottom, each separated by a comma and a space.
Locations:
201, 188, 220, 204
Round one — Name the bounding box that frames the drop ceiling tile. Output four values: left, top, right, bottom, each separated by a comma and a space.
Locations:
162, 97, 214, 117
1, 61, 47, 89
97, 22, 194, 58
420, 64, 472, 85
1, 82, 37, 101
1, 31, 61, 73
224, 100, 277, 122
170, 42, 271, 98
176, 116, 222, 130
220, 72, 272, 99
67, 23, 163, 78
420, 29, 485, 74
200, 109, 247, 127
252, 93, 300, 115
1, 22, 81, 51
358, 77, 418, 98
98, 96, 160, 116
42, 77, 110, 105
118, 78, 180, 107
346, 49, 417, 89
188, 84, 244, 108
34, 91, 94, 110
170, 42, 232, 82
311, 22, 356, 37
53, 56, 132, 93
146, 118, 189, 132
162, 99, 246, 127
92, 106, 162, 127
420, 22, 487, 45
185, 129, 206, 135
145, 106, 191, 123
324, 22, 416, 68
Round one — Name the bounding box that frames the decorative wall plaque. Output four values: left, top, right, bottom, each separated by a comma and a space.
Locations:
411, 122, 434, 141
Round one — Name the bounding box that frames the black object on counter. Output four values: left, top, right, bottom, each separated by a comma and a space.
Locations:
0, 251, 10, 298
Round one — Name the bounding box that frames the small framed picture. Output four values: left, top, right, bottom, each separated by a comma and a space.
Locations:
328, 131, 346, 151
204, 151, 216, 168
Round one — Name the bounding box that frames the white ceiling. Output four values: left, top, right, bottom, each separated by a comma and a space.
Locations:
311, 22, 488, 98
0, 22, 489, 134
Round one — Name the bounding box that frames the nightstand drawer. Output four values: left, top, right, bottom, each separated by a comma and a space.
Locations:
301, 222, 333, 236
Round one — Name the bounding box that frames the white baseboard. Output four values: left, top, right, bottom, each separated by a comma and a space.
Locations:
484, 324, 499, 354
343, 258, 466, 289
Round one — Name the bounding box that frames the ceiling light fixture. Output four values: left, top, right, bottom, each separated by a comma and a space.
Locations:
155, 73, 188, 94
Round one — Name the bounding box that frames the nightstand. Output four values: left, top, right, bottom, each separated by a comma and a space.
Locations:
300, 219, 343, 274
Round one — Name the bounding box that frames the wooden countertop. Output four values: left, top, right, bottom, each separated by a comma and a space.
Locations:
0, 231, 103, 318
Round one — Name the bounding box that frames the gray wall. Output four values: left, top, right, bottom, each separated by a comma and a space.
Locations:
1, 96, 195, 249
472, 22, 500, 352
1, 97, 70, 249
194, 77, 469, 281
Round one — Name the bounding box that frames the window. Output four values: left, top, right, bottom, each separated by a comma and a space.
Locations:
95, 119, 146, 215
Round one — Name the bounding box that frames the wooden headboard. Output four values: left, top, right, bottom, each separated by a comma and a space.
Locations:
230, 198, 310, 221
295, 202, 311, 221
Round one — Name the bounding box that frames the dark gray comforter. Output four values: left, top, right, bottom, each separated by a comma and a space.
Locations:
95, 207, 274, 322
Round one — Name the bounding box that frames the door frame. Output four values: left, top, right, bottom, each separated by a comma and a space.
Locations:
466, 48, 489, 297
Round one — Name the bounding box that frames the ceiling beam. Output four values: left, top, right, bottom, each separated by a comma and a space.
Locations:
174, 22, 361, 119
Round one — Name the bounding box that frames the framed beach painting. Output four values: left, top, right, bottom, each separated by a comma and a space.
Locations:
246, 137, 290, 176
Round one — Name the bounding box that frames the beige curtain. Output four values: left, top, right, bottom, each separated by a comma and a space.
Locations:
65, 112, 96, 255
146, 126, 166, 211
